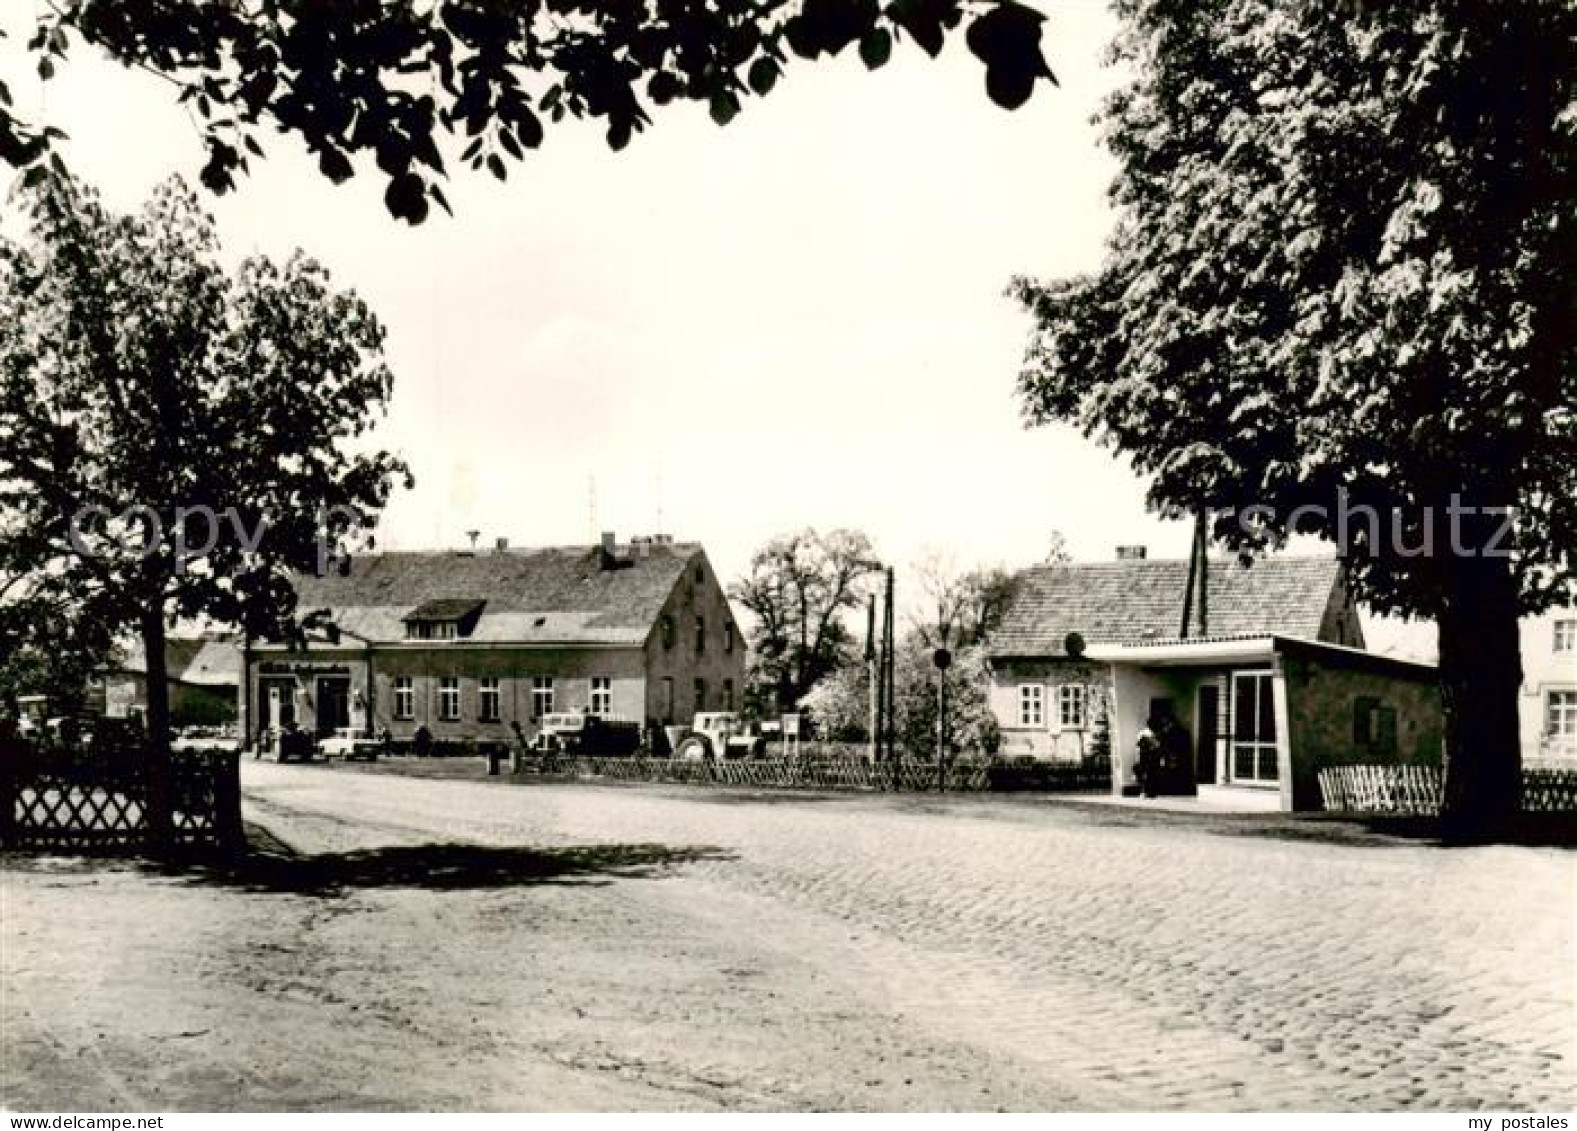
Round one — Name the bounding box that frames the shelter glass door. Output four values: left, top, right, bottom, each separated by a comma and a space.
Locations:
1229, 670, 1278, 784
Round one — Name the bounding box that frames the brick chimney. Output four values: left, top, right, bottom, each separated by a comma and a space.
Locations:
1116, 545, 1148, 560
600, 530, 617, 570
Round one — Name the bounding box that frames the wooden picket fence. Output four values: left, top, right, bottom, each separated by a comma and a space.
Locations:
535, 753, 1110, 794
1318, 761, 1577, 816
1, 743, 242, 853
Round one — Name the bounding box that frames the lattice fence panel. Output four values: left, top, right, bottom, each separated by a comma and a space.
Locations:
1319, 762, 1577, 815
543, 754, 1109, 794
2, 746, 241, 852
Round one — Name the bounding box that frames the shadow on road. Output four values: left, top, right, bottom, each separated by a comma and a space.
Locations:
201, 840, 735, 895
1051, 800, 1577, 849
0, 838, 735, 896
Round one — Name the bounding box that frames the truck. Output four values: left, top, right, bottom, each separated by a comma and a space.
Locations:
531, 712, 641, 757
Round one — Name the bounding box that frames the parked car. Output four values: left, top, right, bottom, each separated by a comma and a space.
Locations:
675, 712, 768, 761
531, 712, 641, 757
172, 725, 241, 755
318, 727, 381, 761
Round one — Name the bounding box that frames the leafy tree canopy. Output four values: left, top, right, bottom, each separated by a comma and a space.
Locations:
3, 0, 1057, 223
909, 547, 1019, 649
730, 526, 882, 710
2, 169, 410, 645
1012, 1, 1575, 618
800, 636, 1000, 757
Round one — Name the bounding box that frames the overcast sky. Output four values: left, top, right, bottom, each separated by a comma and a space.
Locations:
3, 3, 1432, 656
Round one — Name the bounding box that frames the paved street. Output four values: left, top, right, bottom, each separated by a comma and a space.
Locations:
4, 761, 1574, 1111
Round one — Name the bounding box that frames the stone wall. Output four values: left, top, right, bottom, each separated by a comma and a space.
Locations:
1280, 647, 1442, 811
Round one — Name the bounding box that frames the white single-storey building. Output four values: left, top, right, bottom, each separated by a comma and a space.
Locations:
985, 551, 1442, 811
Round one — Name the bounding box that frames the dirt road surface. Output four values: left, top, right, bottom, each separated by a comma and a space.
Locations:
3, 761, 1573, 1111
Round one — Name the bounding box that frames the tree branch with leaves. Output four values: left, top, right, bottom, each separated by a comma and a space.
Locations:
4, 0, 1057, 223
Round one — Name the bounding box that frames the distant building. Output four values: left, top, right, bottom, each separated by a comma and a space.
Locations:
101, 635, 242, 727
1360, 606, 1575, 764
985, 551, 1441, 811
1521, 606, 1576, 762
244, 534, 745, 747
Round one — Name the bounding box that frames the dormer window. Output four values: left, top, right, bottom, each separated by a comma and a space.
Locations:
402, 598, 486, 641
407, 620, 458, 640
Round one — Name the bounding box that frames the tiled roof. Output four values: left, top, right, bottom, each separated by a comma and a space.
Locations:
288, 542, 702, 647
987, 555, 1345, 658
113, 635, 242, 686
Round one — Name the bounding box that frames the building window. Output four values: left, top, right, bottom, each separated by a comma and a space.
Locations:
1018, 684, 1043, 727
393, 676, 414, 720
1058, 684, 1087, 729
695, 615, 706, 653
531, 677, 554, 720
722, 678, 735, 711
590, 676, 611, 717
1555, 619, 1576, 654
660, 615, 675, 650
479, 677, 501, 722
1548, 690, 1577, 740
694, 677, 707, 712
724, 622, 735, 653
1230, 670, 1278, 784
438, 677, 460, 721
662, 677, 675, 723
1353, 696, 1398, 754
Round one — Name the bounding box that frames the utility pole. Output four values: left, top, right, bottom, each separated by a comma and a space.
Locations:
865, 595, 878, 764
882, 566, 896, 788
1180, 508, 1210, 638
1196, 510, 1209, 636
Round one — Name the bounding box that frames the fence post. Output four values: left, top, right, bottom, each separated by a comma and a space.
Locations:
213, 753, 245, 854
0, 752, 15, 849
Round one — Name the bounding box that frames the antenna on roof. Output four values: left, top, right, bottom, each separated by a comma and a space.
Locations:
465, 529, 480, 551
654, 459, 664, 539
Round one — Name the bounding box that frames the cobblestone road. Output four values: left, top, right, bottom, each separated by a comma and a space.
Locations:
231, 762, 1575, 1111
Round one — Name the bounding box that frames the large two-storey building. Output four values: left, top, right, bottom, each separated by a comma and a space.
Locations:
244, 534, 745, 747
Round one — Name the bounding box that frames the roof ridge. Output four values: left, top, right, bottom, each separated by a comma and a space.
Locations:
1027, 552, 1341, 569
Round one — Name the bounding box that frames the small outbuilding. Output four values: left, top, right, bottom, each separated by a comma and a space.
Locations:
985, 551, 1442, 811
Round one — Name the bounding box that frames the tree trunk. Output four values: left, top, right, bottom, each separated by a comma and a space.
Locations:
139, 602, 174, 854
1436, 552, 1523, 843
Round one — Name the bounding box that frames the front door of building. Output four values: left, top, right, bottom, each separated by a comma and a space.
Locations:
1196, 684, 1220, 785
315, 676, 351, 737
259, 677, 296, 738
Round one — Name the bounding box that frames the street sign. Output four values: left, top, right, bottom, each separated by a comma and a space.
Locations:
933, 647, 952, 670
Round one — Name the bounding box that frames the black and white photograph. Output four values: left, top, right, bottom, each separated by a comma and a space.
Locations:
1, 0, 1573, 1118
